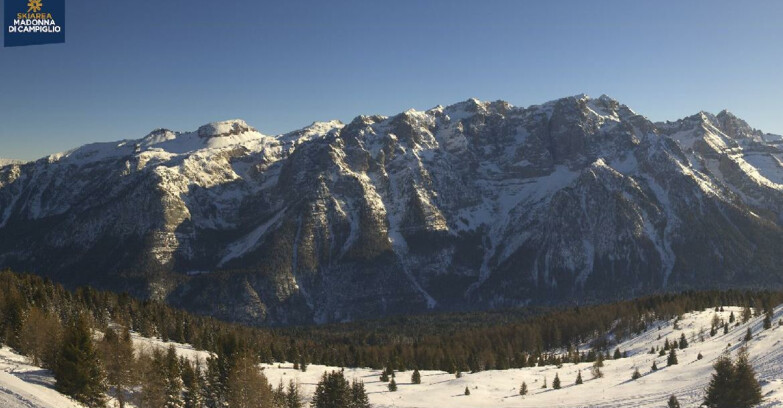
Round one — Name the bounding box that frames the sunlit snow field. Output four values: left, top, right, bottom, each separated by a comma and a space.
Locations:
259, 305, 783, 408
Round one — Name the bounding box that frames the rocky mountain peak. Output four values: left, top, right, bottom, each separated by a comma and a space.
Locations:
197, 119, 256, 139
597, 94, 617, 103
715, 109, 757, 139
0, 158, 22, 167
443, 98, 490, 118
141, 128, 178, 146
346, 114, 386, 128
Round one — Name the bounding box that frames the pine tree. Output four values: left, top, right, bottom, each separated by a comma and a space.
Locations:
286, 380, 305, 408
667, 348, 678, 366
679, 333, 688, 349
101, 327, 134, 408
202, 354, 227, 408
18, 306, 61, 368
731, 347, 762, 408
668, 395, 681, 408
742, 306, 752, 323
163, 346, 184, 408
698, 352, 704, 360
552, 372, 561, 389
763, 313, 772, 330
273, 381, 287, 408
744, 328, 752, 342
55, 315, 107, 408
411, 369, 421, 384
613, 347, 622, 359
181, 359, 202, 408
631, 368, 641, 380
663, 339, 670, 350
651, 361, 658, 371
226, 351, 273, 408
388, 378, 397, 392
729, 311, 736, 323
575, 370, 583, 384
591, 355, 604, 378
724, 323, 729, 335
520, 381, 528, 395
704, 353, 735, 408
380, 370, 389, 382
312, 371, 351, 408
464, 386, 470, 396
139, 349, 168, 408
348, 380, 370, 408
2, 285, 25, 350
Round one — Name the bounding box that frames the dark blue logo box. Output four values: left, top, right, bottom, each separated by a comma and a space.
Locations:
4, 0, 65, 47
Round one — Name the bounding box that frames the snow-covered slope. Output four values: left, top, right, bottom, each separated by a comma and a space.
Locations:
1, 95, 783, 325
259, 305, 783, 408
0, 158, 23, 167
3, 304, 781, 408
0, 331, 211, 408
0, 347, 84, 408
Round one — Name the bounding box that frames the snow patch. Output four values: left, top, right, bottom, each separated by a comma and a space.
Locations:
219, 209, 287, 267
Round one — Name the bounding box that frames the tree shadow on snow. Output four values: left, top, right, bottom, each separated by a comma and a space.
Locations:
12, 369, 56, 389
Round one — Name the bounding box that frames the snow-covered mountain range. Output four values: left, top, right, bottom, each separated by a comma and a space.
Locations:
1, 95, 783, 325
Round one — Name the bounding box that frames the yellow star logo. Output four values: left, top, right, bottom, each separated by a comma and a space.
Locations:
27, 0, 43, 12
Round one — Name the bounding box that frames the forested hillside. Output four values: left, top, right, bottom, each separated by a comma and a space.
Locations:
1, 268, 782, 406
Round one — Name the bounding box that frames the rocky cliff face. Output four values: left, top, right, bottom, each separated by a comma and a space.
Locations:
1, 95, 782, 325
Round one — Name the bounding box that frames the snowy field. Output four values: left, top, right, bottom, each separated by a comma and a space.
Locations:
1, 305, 783, 407
259, 305, 783, 408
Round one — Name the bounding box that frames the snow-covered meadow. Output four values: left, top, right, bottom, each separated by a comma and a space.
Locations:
258, 305, 783, 407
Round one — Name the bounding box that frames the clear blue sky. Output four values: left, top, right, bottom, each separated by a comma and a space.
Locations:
1, 0, 781, 160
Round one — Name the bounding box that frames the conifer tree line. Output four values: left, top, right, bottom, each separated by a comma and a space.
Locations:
0, 270, 314, 407
45, 313, 313, 407
0, 269, 781, 406
272, 289, 782, 373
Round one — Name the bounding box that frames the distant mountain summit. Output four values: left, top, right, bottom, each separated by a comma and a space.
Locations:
1, 94, 783, 325
0, 158, 22, 167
